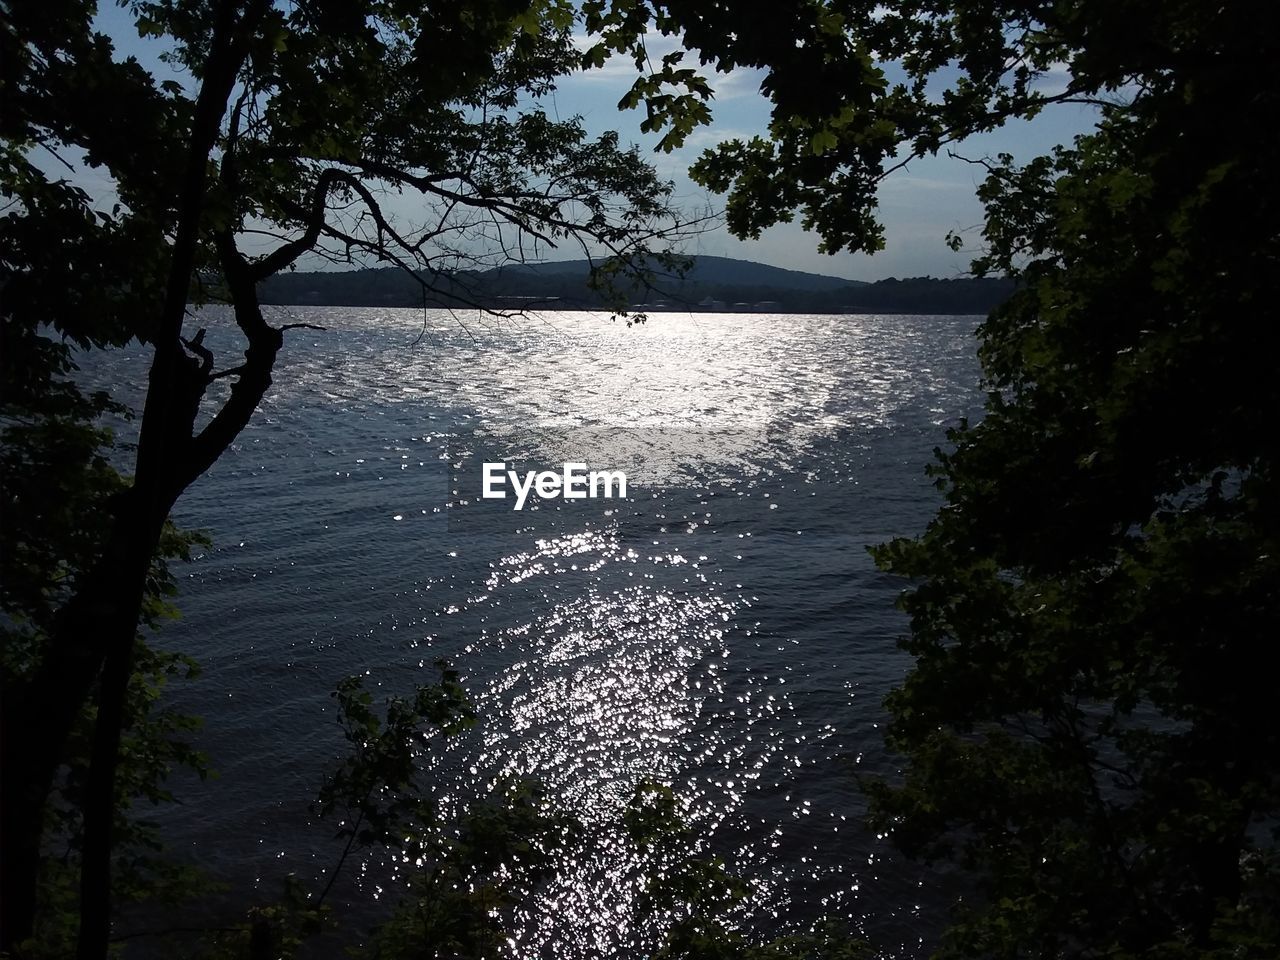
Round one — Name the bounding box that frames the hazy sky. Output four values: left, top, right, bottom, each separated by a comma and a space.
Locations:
84, 8, 1102, 282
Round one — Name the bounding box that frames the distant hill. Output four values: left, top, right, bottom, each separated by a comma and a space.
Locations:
257, 256, 1013, 315
485, 255, 867, 292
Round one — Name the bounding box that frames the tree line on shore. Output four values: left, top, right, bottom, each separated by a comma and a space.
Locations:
256, 262, 1017, 314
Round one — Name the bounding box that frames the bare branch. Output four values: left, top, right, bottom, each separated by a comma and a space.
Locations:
207, 365, 246, 382
247, 168, 347, 281
180, 328, 214, 376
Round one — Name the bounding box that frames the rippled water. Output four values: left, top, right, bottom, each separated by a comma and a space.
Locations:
105, 307, 983, 955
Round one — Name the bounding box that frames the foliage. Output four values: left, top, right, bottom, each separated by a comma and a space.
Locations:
0, 143, 215, 951
851, 3, 1280, 958
315, 667, 476, 856
0, 376, 214, 958
355, 779, 577, 960
192, 669, 576, 960
223, 687, 864, 960
316, 669, 581, 960
626, 785, 869, 960
11, 0, 1277, 956
574, 0, 1280, 955
1, 0, 702, 952
582, 0, 1121, 255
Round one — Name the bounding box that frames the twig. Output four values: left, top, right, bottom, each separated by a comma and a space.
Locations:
207, 364, 246, 382
181, 328, 214, 375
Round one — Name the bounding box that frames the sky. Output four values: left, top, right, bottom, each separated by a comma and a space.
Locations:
80, 6, 1102, 282
549, 38, 1101, 280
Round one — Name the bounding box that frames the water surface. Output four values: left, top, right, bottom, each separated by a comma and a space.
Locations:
116, 307, 983, 955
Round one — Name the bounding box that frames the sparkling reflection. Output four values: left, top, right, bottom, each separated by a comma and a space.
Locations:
106, 307, 986, 958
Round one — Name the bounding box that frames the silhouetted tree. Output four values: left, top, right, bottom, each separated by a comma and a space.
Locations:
593, 0, 1280, 953
1, 0, 697, 954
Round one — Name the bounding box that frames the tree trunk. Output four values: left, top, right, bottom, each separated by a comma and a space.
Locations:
77, 640, 137, 960
0, 1, 271, 949
0, 303, 283, 956
0, 486, 170, 950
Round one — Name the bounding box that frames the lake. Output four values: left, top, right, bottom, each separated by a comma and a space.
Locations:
106, 307, 984, 956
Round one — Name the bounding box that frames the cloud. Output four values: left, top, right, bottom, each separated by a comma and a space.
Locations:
567, 31, 765, 103
1031, 62, 1073, 97
878, 173, 971, 194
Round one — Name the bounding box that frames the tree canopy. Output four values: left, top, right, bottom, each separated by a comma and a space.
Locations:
586, 0, 1280, 953
2, 0, 696, 954
864, 15, 1280, 957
